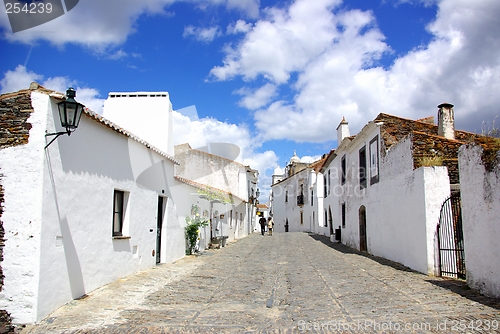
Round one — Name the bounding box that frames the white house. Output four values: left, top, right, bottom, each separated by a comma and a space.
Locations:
270, 103, 499, 279
270, 152, 327, 234
0, 84, 186, 324
174, 143, 258, 243
322, 115, 450, 275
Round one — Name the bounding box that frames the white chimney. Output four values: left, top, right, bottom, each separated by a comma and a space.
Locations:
336, 116, 350, 145
437, 103, 455, 140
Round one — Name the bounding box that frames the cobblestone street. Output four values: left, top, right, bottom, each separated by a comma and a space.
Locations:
23, 232, 500, 333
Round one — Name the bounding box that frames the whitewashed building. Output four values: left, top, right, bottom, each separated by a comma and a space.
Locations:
270, 152, 327, 234
270, 103, 499, 280
0, 84, 184, 324
174, 144, 257, 243
321, 104, 497, 276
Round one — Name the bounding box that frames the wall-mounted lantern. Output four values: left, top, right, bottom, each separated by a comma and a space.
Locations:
45, 87, 85, 148
219, 214, 225, 219
254, 188, 260, 204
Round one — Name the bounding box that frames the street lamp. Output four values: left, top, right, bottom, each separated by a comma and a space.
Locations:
45, 87, 85, 148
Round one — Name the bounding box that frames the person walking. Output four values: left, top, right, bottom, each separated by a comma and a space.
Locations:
259, 216, 266, 236
267, 217, 274, 236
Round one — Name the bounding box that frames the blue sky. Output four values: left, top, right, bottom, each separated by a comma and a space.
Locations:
1, 0, 500, 200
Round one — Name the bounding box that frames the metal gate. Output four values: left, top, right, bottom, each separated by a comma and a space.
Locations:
437, 193, 465, 279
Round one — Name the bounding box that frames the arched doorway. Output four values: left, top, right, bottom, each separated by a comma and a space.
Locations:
359, 205, 367, 252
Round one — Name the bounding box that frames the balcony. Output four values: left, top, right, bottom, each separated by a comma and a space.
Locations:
297, 194, 304, 206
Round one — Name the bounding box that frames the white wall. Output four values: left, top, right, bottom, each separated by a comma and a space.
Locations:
175, 149, 246, 200
271, 168, 312, 233
459, 144, 500, 298
0, 91, 48, 324
103, 92, 174, 156
331, 129, 450, 275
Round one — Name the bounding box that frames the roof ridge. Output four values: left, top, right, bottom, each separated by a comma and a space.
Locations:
174, 176, 246, 203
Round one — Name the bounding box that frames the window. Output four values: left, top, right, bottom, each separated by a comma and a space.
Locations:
285, 190, 288, 202
113, 190, 126, 237
341, 155, 346, 185
328, 170, 331, 195
311, 190, 314, 206
300, 211, 304, 225
297, 184, 304, 206
370, 136, 379, 185
341, 203, 346, 228
359, 146, 367, 188
324, 210, 328, 227
230, 210, 233, 227
324, 174, 327, 197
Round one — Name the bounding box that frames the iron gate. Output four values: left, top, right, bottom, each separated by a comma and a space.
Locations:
437, 193, 466, 279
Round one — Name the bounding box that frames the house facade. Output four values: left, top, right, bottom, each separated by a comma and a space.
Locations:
0, 84, 184, 324
271, 103, 499, 279
271, 153, 327, 234
322, 115, 451, 275
174, 143, 257, 243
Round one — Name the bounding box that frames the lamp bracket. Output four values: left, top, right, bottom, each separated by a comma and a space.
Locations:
44, 130, 71, 149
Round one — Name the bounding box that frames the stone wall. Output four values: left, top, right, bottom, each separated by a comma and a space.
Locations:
411, 131, 464, 184
0, 89, 33, 332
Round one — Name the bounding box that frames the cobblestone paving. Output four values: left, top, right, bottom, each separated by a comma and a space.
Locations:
22, 232, 500, 333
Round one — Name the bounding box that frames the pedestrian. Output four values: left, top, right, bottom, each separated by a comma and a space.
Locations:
259, 216, 266, 236
267, 217, 274, 236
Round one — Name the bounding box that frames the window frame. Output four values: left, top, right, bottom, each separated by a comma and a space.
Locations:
359, 145, 367, 188
370, 135, 380, 185
341, 203, 346, 228
341, 155, 346, 185
112, 189, 129, 238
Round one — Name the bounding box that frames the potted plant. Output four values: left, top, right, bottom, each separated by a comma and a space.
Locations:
185, 205, 209, 255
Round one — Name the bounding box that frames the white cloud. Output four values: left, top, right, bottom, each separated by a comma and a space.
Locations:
0, 65, 42, 93
211, 0, 500, 142
108, 49, 128, 60
227, 20, 253, 34
0, 65, 105, 113
300, 155, 322, 163
235, 83, 277, 110
225, 0, 260, 19
0, 0, 259, 48
183, 25, 221, 43
210, 0, 343, 83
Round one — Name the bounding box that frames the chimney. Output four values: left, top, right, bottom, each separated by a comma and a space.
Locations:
437, 103, 455, 140
336, 116, 350, 145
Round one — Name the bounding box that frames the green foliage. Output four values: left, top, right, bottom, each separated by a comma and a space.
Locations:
185, 205, 209, 255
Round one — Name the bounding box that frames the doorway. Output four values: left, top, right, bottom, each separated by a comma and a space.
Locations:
328, 206, 334, 236
156, 196, 165, 264
359, 205, 367, 252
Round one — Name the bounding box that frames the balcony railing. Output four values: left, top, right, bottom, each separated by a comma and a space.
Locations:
297, 194, 304, 206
